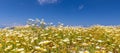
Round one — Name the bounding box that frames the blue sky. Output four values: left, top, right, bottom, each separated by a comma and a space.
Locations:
0, 0, 120, 26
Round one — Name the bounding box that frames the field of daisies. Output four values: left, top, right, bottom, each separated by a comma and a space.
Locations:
0, 19, 120, 53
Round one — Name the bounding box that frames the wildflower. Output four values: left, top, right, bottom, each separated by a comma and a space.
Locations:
1, 20, 120, 53
59, 41, 64, 45
72, 42, 77, 44
84, 50, 90, 53
82, 43, 88, 46
101, 47, 106, 50
96, 46, 100, 49
63, 38, 70, 42
70, 50, 76, 53
16, 43, 21, 46
39, 40, 51, 45
79, 51, 84, 53
16, 40, 19, 43
11, 49, 16, 51
18, 34, 23, 37
31, 39, 34, 43
20, 51, 25, 53
91, 43, 95, 45
24, 37, 29, 41
108, 51, 113, 53
111, 44, 115, 46
95, 51, 100, 53
89, 34, 93, 37
97, 40, 103, 43
33, 37, 38, 40
54, 34, 58, 36
101, 50, 107, 53
22, 42, 27, 45
91, 38, 95, 41
0, 44, 2, 47
86, 37, 90, 39
115, 34, 120, 36
58, 28, 62, 31
34, 46, 47, 51
17, 48, 24, 51
76, 38, 82, 40
5, 45, 13, 51
52, 46, 57, 49
5, 33, 9, 37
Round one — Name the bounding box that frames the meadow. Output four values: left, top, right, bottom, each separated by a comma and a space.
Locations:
0, 19, 120, 53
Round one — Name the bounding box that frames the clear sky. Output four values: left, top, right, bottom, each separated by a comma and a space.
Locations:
0, 0, 120, 26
